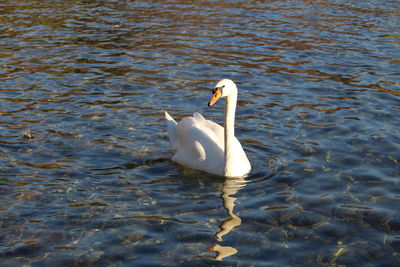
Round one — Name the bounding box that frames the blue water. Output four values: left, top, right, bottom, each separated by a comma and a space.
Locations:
1, 0, 399, 266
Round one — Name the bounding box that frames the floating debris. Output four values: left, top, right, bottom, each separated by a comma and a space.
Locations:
22, 129, 33, 140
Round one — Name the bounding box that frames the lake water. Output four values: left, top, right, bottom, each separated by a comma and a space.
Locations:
1, 0, 399, 266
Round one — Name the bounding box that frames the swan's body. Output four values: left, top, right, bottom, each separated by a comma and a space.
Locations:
165, 79, 251, 177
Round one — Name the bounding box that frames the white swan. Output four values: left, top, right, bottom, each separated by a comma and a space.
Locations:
164, 79, 251, 177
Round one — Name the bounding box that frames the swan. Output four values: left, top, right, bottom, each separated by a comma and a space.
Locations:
164, 79, 251, 177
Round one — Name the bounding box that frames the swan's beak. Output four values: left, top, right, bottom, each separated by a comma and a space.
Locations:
208, 89, 222, 106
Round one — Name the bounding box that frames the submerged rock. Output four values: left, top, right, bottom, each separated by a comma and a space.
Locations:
315, 222, 347, 239
291, 211, 326, 228
387, 212, 400, 232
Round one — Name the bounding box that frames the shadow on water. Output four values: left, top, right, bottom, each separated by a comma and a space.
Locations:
210, 176, 247, 261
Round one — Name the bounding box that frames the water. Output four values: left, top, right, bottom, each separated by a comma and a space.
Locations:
1, 0, 399, 266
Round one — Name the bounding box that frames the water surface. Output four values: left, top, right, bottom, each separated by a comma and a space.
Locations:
1, 0, 400, 266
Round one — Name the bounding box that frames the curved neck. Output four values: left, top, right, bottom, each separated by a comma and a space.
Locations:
224, 92, 237, 176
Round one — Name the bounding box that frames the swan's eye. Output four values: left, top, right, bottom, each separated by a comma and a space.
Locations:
213, 85, 225, 94
220, 85, 225, 94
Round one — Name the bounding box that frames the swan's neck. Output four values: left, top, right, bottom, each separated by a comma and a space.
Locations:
224, 92, 237, 176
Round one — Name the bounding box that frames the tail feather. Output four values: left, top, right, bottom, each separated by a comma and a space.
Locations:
165, 111, 178, 150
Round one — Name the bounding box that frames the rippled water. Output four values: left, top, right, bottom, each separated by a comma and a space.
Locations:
1, 0, 399, 266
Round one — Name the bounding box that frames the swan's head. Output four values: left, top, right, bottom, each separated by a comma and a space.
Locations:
208, 79, 237, 106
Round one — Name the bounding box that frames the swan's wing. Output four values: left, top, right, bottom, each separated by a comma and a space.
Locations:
165, 111, 178, 150
193, 140, 206, 161
171, 115, 224, 175
193, 112, 251, 176
165, 110, 250, 177
172, 139, 206, 163
203, 119, 224, 144
193, 112, 205, 123
193, 112, 224, 147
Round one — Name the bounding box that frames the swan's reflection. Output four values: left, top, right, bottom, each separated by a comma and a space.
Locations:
210, 176, 247, 261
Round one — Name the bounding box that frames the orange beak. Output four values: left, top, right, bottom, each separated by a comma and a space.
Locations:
208, 89, 222, 106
